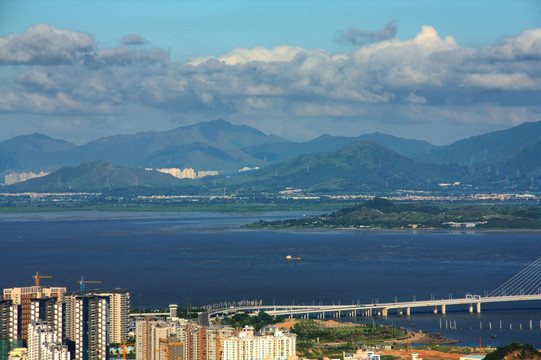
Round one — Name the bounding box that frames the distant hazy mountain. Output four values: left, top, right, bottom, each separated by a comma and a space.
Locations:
64, 119, 286, 172
2, 119, 539, 193
0, 133, 76, 172
4, 160, 201, 193
227, 140, 466, 193
242, 132, 436, 163
413, 120, 541, 165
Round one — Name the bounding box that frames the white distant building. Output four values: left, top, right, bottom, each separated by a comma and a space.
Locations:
238, 166, 260, 172
155, 168, 196, 179
197, 170, 219, 178
4, 171, 49, 185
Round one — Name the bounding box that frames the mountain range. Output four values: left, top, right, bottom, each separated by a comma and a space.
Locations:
1, 119, 540, 193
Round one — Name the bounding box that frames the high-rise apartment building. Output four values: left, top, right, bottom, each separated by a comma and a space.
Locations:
27, 320, 70, 360
0, 300, 21, 360
64, 294, 108, 360
30, 298, 65, 343
86, 290, 130, 344
3, 286, 66, 341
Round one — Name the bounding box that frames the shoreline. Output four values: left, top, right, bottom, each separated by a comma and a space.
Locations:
1, 208, 541, 232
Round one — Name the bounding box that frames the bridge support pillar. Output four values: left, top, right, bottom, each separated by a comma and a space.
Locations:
406, 307, 410, 316
382, 308, 388, 317
476, 302, 481, 313
441, 304, 446, 315
469, 304, 473, 313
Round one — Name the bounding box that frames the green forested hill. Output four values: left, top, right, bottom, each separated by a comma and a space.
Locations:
248, 198, 541, 229
228, 141, 466, 193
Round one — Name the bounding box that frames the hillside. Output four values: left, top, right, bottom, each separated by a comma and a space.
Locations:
63, 119, 286, 172
0, 120, 288, 175
0, 134, 76, 172
242, 132, 436, 164
227, 141, 465, 193
468, 139, 541, 189
413, 120, 541, 165
4, 160, 203, 193
484, 343, 541, 360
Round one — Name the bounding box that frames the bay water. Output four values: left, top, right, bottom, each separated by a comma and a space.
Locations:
1, 211, 540, 347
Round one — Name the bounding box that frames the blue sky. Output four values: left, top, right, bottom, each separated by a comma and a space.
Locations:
0, 0, 540, 144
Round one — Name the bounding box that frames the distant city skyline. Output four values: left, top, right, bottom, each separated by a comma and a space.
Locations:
0, 0, 540, 145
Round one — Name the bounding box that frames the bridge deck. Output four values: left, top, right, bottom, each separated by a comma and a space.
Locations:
207, 294, 541, 318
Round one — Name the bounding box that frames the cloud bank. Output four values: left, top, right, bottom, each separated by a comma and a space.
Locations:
1, 23, 540, 143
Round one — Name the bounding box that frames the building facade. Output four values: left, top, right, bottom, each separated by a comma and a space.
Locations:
2, 286, 66, 342
86, 290, 130, 344
64, 295, 108, 360
0, 300, 21, 360
30, 298, 65, 343
27, 320, 70, 360
222, 327, 296, 360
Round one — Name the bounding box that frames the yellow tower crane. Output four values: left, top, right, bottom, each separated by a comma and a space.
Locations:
119, 340, 136, 360
33, 271, 52, 286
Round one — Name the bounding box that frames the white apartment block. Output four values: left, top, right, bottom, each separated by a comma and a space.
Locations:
156, 168, 196, 179
27, 320, 69, 360
222, 327, 296, 360
87, 290, 130, 343
72, 296, 108, 360
30, 298, 64, 342
4, 171, 48, 185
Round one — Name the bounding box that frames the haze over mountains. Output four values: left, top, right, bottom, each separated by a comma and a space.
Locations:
1, 119, 540, 193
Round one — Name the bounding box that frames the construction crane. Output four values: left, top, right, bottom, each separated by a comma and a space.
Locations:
119, 341, 135, 360
33, 271, 52, 286
154, 338, 183, 360
77, 276, 102, 297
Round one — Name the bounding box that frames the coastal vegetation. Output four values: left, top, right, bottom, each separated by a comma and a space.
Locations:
225, 311, 283, 330
289, 320, 406, 358
247, 198, 541, 229
484, 342, 541, 360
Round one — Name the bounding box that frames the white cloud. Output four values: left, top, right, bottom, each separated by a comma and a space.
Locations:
485, 28, 541, 60
405, 93, 427, 104
0, 24, 94, 64
189, 45, 305, 65
1, 24, 541, 143
462, 73, 537, 90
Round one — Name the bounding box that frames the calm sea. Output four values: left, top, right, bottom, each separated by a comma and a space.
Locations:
1, 211, 540, 347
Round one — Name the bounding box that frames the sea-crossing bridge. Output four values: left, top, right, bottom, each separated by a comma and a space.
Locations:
200, 257, 541, 326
